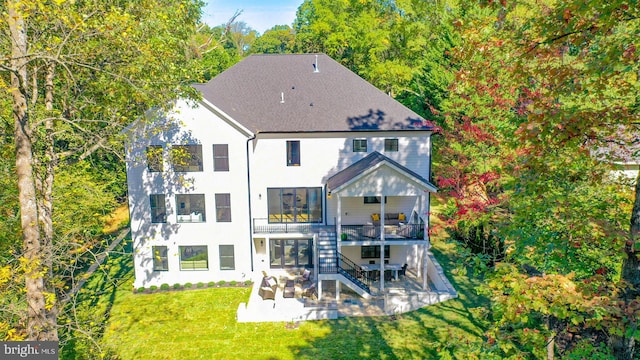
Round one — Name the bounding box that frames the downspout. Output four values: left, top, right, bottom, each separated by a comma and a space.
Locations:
246, 134, 256, 272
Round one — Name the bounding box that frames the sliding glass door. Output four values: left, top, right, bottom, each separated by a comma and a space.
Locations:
269, 239, 312, 268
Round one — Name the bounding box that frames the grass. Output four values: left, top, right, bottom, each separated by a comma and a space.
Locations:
96, 237, 489, 359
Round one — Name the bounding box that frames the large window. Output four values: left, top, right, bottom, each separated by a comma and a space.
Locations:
176, 194, 206, 223
179, 246, 208, 270
150, 194, 167, 223
212, 144, 229, 171
219, 245, 235, 270
286, 140, 300, 166
269, 239, 312, 268
384, 139, 399, 152
146, 145, 163, 172
215, 193, 231, 222
267, 187, 322, 223
361, 245, 390, 259
353, 139, 367, 152
171, 145, 203, 172
152, 246, 168, 271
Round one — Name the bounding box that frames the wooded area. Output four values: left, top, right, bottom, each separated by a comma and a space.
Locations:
1, 0, 638, 358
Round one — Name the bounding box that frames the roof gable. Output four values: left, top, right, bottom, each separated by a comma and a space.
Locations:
193, 54, 431, 134
326, 151, 437, 193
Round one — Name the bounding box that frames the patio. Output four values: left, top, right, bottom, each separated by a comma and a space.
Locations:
236, 261, 457, 323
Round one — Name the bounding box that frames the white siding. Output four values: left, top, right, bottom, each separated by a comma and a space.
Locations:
249, 133, 432, 222
125, 99, 252, 288
125, 99, 435, 287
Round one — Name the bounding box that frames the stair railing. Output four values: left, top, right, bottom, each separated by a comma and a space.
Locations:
337, 254, 372, 294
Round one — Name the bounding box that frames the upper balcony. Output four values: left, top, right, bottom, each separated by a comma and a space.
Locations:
252, 218, 425, 242
252, 218, 330, 235
339, 223, 424, 242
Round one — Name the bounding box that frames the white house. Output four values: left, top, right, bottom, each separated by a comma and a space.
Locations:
124, 54, 454, 309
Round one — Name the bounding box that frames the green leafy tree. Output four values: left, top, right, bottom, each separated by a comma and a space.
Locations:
251, 25, 296, 54
294, 0, 458, 117
227, 20, 257, 56
439, 1, 639, 357
190, 23, 242, 80
0, 0, 203, 343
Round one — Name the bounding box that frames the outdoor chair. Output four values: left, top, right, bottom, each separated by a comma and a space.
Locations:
303, 283, 317, 299
384, 270, 393, 282
399, 264, 408, 278
258, 275, 278, 300
298, 268, 312, 285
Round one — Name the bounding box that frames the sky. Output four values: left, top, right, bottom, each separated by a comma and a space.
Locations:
202, 0, 304, 34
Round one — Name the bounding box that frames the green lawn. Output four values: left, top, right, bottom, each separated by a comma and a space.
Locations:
91, 237, 488, 360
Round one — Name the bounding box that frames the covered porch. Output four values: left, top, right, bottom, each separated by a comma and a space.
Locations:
324, 151, 438, 294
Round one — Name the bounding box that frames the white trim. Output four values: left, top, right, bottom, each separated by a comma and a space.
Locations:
198, 98, 254, 138
331, 161, 438, 194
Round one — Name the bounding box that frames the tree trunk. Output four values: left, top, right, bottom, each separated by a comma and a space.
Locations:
611, 170, 640, 359
7, 1, 58, 341
39, 61, 59, 332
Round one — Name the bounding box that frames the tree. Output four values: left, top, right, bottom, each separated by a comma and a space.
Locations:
439, 1, 639, 357
251, 25, 296, 54
190, 23, 242, 80
226, 21, 257, 56
294, 0, 458, 119
1, 0, 202, 342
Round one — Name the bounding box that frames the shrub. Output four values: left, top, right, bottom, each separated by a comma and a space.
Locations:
149, 285, 158, 291
137, 287, 145, 293
173, 283, 181, 289
229, 280, 237, 286
217, 280, 226, 286
196, 282, 204, 288
207, 281, 216, 287
184, 282, 192, 288
160, 283, 170, 291
244, 280, 252, 286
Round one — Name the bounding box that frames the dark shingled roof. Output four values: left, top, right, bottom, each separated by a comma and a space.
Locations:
326, 152, 437, 192
192, 54, 431, 133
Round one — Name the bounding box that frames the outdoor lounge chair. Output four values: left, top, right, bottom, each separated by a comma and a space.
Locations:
258, 276, 278, 300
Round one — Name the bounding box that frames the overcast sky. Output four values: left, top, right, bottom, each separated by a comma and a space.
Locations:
202, 0, 304, 34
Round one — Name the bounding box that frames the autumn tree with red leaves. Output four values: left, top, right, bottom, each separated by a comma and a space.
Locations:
437, 1, 639, 358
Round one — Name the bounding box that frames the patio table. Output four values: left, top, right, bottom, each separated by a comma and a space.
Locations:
360, 263, 402, 280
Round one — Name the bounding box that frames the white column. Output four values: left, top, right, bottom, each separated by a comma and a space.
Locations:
335, 280, 340, 300
379, 195, 385, 291
337, 195, 342, 255
423, 242, 429, 290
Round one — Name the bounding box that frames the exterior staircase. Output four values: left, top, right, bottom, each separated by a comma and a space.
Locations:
317, 231, 372, 297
